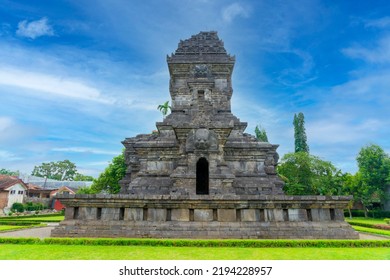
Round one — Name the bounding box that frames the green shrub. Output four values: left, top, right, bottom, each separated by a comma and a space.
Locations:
0, 220, 42, 226
347, 221, 377, 228
344, 210, 390, 218
41, 238, 390, 248
369, 210, 390, 218
24, 202, 46, 211
11, 203, 24, 213
0, 238, 40, 244
1, 237, 389, 248
384, 218, 390, 225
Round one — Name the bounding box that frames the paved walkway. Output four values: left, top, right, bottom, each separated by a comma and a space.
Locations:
0, 225, 389, 240
0, 224, 57, 239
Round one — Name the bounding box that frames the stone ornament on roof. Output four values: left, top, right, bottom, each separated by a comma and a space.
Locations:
167, 31, 235, 63
175, 31, 227, 55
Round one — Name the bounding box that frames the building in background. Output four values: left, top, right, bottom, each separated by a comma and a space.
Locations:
0, 175, 28, 215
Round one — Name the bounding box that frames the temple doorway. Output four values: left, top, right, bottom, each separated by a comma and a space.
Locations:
196, 157, 209, 195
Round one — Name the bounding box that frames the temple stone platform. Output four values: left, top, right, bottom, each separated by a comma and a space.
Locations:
51, 194, 358, 239
52, 31, 358, 239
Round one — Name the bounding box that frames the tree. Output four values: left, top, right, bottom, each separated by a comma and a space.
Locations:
76, 186, 96, 194
293, 112, 309, 153
255, 125, 269, 142
356, 144, 390, 213
73, 173, 94, 181
342, 172, 364, 218
90, 152, 126, 194
0, 168, 19, 176
277, 152, 341, 195
31, 160, 77, 180
157, 101, 171, 118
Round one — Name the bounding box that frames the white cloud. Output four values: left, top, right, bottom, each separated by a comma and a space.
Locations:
0, 66, 112, 103
331, 71, 390, 104
0, 116, 13, 132
222, 3, 250, 23
364, 17, 390, 28
342, 36, 390, 63
307, 118, 385, 144
51, 147, 119, 155
0, 150, 21, 161
16, 17, 54, 39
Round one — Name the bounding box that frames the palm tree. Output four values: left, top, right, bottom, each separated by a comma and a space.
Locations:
157, 101, 171, 118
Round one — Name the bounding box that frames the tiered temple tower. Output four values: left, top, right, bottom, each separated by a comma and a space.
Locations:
120, 31, 284, 197
52, 32, 358, 239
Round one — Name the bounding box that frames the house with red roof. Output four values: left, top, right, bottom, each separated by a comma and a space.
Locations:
50, 186, 77, 211
0, 175, 28, 214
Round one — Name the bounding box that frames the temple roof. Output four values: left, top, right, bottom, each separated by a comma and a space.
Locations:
167, 31, 235, 63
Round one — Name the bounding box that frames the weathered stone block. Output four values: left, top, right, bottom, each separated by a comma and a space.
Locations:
311, 208, 331, 221
241, 209, 257, 222
334, 208, 344, 221
65, 207, 74, 220
77, 207, 88, 219
267, 209, 284, 221
125, 208, 143, 221
288, 209, 307, 221
218, 209, 236, 222
171, 209, 189, 221
81, 207, 97, 220
147, 208, 167, 222
102, 208, 119, 220
194, 209, 213, 221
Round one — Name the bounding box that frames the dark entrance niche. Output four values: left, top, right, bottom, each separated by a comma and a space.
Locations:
198, 90, 205, 100
196, 157, 209, 195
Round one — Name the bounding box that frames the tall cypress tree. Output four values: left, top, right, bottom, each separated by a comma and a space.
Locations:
293, 112, 309, 153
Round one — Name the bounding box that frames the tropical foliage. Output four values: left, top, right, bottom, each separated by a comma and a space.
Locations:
85, 152, 126, 194
157, 101, 171, 118
255, 125, 268, 142
278, 152, 343, 195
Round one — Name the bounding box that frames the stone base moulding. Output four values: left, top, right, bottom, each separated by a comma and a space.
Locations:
51, 194, 359, 239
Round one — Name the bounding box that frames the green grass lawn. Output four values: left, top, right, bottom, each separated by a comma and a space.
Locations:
0, 225, 29, 232
352, 226, 390, 237
0, 244, 388, 260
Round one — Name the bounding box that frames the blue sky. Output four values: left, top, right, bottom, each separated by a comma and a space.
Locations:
1, 0, 389, 177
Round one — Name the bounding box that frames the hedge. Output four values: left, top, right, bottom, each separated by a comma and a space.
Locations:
344, 210, 390, 218
0, 238, 389, 247
0, 238, 41, 244
0, 220, 42, 226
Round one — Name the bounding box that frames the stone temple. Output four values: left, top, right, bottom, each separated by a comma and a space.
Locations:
52, 32, 358, 239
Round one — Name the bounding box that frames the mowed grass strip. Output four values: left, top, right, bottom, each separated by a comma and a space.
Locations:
0, 244, 388, 260
352, 226, 390, 237
14, 216, 65, 222
0, 225, 46, 232
0, 225, 29, 232
345, 218, 387, 225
